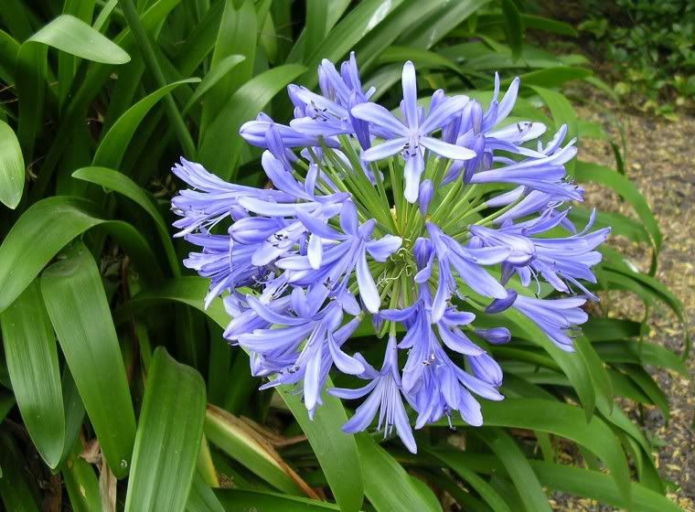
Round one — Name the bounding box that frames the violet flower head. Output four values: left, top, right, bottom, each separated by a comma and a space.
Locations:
171, 54, 608, 453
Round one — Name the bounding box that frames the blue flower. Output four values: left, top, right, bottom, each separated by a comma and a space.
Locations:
277, 201, 402, 313
171, 54, 608, 453
330, 335, 416, 453
351, 62, 476, 202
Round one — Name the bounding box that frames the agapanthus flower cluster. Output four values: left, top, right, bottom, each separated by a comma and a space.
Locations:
171, 53, 609, 453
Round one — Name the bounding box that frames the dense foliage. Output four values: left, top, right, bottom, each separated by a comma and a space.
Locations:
578, 0, 695, 117
0, 1, 689, 511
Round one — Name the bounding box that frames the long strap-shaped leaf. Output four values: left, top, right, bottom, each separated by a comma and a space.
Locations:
198, 64, 306, 180
204, 404, 313, 497
93, 79, 199, 170
0, 196, 161, 313
475, 429, 552, 512
355, 435, 441, 512
72, 166, 180, 275
0, 120, 24, 209
0, 280, 65, 468
447, 398, 632, 508
124, 348, 206, 512
279, 382, 364, 512
116, 277, 365, 512
41, 242, 136, 478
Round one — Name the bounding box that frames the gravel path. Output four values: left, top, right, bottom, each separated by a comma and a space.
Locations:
555, 103, 695, 511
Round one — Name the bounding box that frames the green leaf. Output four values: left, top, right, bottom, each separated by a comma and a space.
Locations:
398, 0, 491, 50
124, 348, 206, 512
531, 86, 578, 146
299, 0, 405, 88
0, 281, 64, 468
41, 242, 136, 478
0, 120, 24, 209
29, 14, 130, 64
353, 1, 447, 71
0, 196, 162, 313
62, 447, 101, 512
516, 67, 591, 89
93, 79, 199, 170
448, 398, 632, 507
593, 341, 686, 375
216, 489, 344, 511
500, 308, 597, 418
0, 432, 41, 512
530, 462, 682, 512
355, 435, 441, 512
0, 29, 20, 84
72, 166, 179, 275
200, 0, 257, 137
120, 278, 363, 511
520, 14, 577, 36
198, 64, 306, 180
183, 55, 246, 114
115, 277, 229, 329
279, 382, 364, 512
377, 46, 462, 75
576, 161, 661, 271
476, 429, 552, 512
426, 449, 512, 512
186, 473, 226, 512
501, 0, 524, 60
204, 405, 307, 496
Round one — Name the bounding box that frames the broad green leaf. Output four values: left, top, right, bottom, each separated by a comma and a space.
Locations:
355, 435, 441, 512
198, 64, 306, 179
476, 429, 551, 512
353, 1, 447, 71
0, 281, 64, 468
186, 473, 226, 512
530, 462, 681, 512
41, 243, 136, 478
72, 166, 179, 275
0, 120, 24, 209
576, 161, 661, 271
515, 67, 591, 88
216, 489, 343, 511
377, 46, 462, 75
603, 267, 689, 357
119, 277, 364, 511
201, 0, 257, 137
0, 29, 20, 84
0, 196, 161, 313
397, 0, 491, 49
501, 0, 524, 60
0, 432, 40, 512
531, 85, 578, 145
619, 364, 670, 418
299, 0, 405, 88
204, 405, 307, 496
448, 398, 632, 507
280, 382, 364, 512
183, 55, 246, 114
124, 348, 206, 512
575, 336, 613, 410
501, 308, 597, 418
93, 79, 199, 169
426, 449, 512, 512
593, 341, 686, 375
115, 277, 229, 329
63, 447, 101, 512
60, 368, 87, 463
28, 14, 130, 64
583, 317, 641, 342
